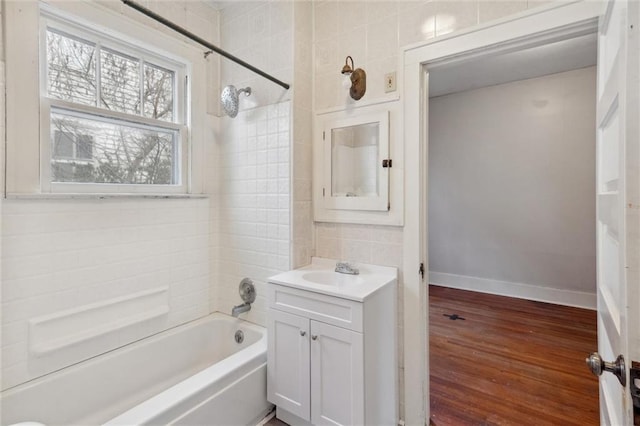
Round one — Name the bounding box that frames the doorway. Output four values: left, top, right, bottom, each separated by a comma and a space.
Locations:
425, 33, 599, 424
400, 3, 608, 425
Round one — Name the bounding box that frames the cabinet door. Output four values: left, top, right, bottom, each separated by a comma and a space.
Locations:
310, 321, 364, 426
267, 309, 311, 421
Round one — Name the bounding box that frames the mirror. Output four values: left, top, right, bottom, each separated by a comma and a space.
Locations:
331, 122, 380, 198
321, 111, 390, 212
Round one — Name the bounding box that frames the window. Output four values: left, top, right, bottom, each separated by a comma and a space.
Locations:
40, 14, 188, 192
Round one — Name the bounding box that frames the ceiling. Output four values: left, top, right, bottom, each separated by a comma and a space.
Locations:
428, 32, 597, 98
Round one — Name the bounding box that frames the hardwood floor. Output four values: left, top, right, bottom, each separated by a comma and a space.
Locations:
429, 285, 599, 426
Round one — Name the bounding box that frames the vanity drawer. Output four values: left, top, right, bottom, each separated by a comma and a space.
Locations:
267, 284, 363, 332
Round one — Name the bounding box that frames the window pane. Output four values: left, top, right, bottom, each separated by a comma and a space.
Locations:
47, 30, 97, 105
76, 135, 94, 160
100, 49, 141, 115
143, 63, 174, 121
51, 109, 177, 185
53, 130, 75, 158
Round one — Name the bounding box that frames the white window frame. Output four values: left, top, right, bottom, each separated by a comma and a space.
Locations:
40, 10, 188, 194
5, 1, 206, 196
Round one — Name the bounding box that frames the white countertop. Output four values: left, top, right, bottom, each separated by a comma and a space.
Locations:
267, 257, 397, 302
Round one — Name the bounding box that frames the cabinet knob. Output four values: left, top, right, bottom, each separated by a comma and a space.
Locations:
300, 330, 306, 336
311, 335, 318, 340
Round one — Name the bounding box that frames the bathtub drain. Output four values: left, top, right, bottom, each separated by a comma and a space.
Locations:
235, 330, 244, 344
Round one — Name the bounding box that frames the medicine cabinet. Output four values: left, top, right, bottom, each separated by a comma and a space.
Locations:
313, 102, 402, 226
318, 110, 389, 208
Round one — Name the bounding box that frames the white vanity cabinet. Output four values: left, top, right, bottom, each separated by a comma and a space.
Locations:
267, 259, 397, 426
267, 309, 312, 420
268, 308, 364, 425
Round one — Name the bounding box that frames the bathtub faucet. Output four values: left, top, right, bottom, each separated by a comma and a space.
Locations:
232, 278, 256, 317
232, 302, 251, 317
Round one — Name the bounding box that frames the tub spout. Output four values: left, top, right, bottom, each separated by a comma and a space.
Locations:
232, 302, 251, 317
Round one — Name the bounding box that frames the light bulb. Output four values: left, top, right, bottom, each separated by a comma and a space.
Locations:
342, 74, 352, 89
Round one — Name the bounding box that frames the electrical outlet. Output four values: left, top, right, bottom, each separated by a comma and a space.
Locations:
384, 72, 396, 93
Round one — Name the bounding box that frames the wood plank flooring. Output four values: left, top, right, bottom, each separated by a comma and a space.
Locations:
429, 285, 599, 426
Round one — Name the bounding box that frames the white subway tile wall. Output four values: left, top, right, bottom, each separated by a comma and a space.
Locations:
216, 1, 302, 325
316, 223, 403, 268
0, 1, 219, 391
313, 0, 564, 111
292, 0, 314, 269
1, 198, 210, 390
214, 102, 291, 326
315, 221, 404, 415
219, 0, 294, 109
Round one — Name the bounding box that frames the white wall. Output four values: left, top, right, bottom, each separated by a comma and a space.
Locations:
428, 67, 596, 303
1, 0, 219, 390
311, 1, 568, 419
313, 0, 556, 111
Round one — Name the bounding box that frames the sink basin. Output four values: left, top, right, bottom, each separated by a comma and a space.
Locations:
301, 271, 365, 286
268, 257, 397, 302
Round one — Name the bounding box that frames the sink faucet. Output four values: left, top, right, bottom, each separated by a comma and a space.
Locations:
232, 302, 251, 317
335, 261, 359, 275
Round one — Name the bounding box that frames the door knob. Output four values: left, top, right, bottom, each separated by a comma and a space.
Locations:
586, 352, 626, 386
311, 335, 318, 340
300, 330, 306, 336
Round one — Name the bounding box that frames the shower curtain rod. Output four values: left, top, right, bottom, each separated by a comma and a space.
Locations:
120, 0, 291, 90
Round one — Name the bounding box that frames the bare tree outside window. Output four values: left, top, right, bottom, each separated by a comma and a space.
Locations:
47, 30, 96, 106
144, 63, 174, 122
51, 111, 175, 184
100, 48, 141, 115
46, 29, 178, 185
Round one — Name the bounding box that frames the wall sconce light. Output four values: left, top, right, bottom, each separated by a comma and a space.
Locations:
341, 56, 366, 101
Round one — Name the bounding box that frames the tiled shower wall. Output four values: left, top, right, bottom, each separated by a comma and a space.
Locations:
1, 198, 210, 390
0, 1, 219, 390
215, 103, 291, 326
216, 1, 303, 325
219, 1, 293, 108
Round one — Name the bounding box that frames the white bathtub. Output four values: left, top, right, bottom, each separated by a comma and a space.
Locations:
1, 313, 271, 425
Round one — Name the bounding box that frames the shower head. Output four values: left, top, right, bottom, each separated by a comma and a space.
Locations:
221, 85, 252, 118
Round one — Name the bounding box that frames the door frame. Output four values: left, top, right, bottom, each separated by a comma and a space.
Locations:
401, 2, 603, 424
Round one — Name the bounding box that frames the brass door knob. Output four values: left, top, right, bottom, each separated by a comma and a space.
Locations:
586, 352, 626, 386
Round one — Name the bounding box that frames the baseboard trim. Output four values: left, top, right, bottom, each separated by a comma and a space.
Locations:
429, 271, 596, 310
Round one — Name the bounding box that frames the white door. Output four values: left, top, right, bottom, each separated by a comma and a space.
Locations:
589, 0, 639, 424
267, 309, 311, 421
310, 321, 364, 426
